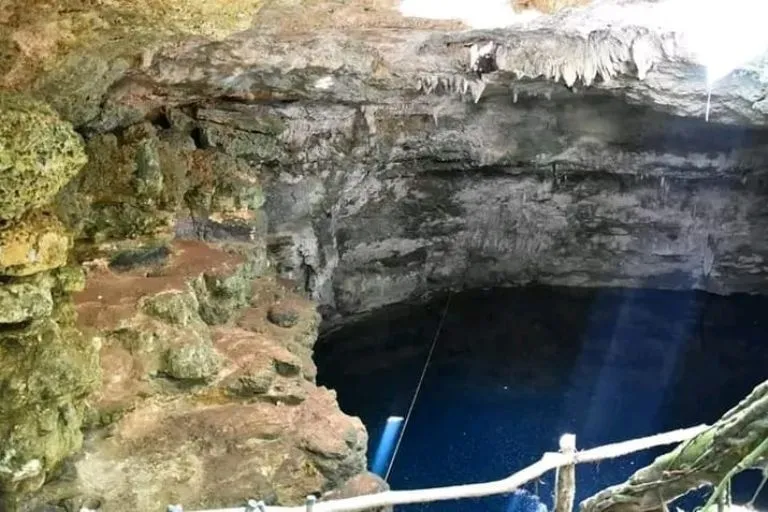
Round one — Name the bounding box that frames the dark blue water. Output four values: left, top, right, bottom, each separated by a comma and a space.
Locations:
315, 287, 768, 512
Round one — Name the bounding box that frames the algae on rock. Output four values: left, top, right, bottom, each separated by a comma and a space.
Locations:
0, 283, 54, 325
0, 210, 72, 276
56, 121, 267, 248
0, 92, 87, 221
0, 92, 93, 500
163, 339, 221, 382
140, 289, 203, 327
60, 123, 187, 242
0, 308, 100, 496
193, 255, 267, 325
3, 0, 264, 127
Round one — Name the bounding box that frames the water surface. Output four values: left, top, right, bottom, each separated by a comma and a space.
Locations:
316, 287, 768, 512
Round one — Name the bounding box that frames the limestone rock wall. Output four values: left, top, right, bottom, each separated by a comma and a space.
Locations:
17, 241, 369, 512
161, 94, 768, 316
0, 92, 99, 499
0, 94, 380, 511
6, 0, 768, 506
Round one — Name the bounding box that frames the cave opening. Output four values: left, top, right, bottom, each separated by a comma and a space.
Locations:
315, 286, 768, 512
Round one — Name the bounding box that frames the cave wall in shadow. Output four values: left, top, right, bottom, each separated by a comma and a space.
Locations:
176, 89, 768, 315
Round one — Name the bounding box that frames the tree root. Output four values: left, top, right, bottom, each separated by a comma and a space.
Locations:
579, 380, 768, 512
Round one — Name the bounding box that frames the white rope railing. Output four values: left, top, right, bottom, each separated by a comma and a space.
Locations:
173, 424, 709, 512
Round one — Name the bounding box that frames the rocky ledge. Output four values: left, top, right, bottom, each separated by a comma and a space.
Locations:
16, 240, 382, 511
39, 0, 768, 131
0, 87, 388, 510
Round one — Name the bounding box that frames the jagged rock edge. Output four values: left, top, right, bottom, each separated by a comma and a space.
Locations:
418, 26, 670, 102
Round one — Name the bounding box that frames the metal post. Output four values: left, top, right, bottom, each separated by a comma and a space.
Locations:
554, 434, 577, 512
305, 495, 316, 512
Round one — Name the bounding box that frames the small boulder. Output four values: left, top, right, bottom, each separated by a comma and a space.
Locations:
322, 472, 392, 512
0, 282, 53, 324
264, 377, 308, 405
212, 327, 303, 397
0, 210, 71, 276
109, 245, 171, 273
163, 339, 221, 382
140, 289, 201, 327
267, 303, 300, 328
0, 92, 87, 221
52, 266, 86, 294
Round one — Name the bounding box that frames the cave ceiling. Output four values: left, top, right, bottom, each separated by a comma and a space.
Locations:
4, 0, 768, 129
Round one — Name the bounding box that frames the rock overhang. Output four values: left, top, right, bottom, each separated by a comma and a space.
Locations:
13, 2, 755, 129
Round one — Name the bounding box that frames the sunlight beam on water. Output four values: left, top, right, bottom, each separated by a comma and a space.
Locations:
371, 416, 405, 477
566, 290, 696, 445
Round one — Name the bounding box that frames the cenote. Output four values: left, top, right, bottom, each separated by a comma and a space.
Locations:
315, 286, 768, 512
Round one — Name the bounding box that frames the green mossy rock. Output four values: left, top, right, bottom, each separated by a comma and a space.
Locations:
162, 338, 221, 382
0, 210, 71, 276
0, 93, 87, 221
185, 149, 265, 217
0, 282, 54, 324
58, 123, 189, 242
0, 314, 100, 494
192, 255, 267, 325
139, 289, 201, 327
51, 266, 86, 294
32, 50, 134, 128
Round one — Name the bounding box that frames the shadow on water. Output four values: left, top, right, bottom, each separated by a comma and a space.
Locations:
315, 287, 768, 512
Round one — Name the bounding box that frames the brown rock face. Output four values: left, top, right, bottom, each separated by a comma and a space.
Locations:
20, 240, 367, 512
37, 387, 365, 510
0, 211, 70, 277
322, 472, 392, 512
